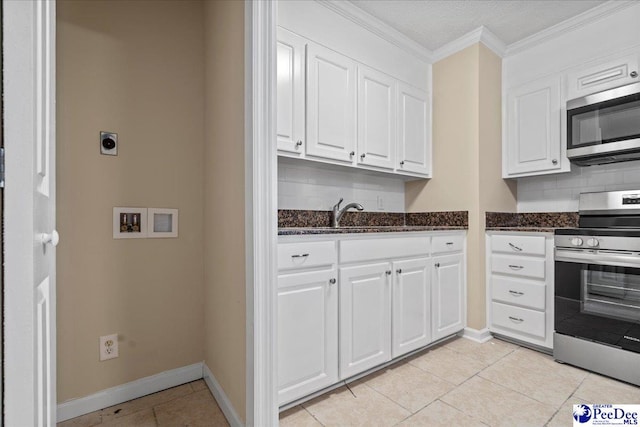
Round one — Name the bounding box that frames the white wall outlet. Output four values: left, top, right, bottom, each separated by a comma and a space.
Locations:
99, 334, 119, 361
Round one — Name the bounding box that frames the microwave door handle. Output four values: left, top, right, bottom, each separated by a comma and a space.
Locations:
555, 249, 640, 269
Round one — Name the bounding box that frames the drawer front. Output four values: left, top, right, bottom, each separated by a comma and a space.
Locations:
340, 236, 430, 264
491, 254, 545, 280
492, 276, 545, 310
492, 302, 545, 339
278, 241, 337, 271
567, 53, 639, 100
491, 234, 545, 256
432, 234, 464, 254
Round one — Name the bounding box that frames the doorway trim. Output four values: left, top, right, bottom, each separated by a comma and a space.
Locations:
245, 0, 278, 425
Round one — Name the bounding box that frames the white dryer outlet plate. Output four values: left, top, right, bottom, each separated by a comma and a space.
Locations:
99, 334, 119, 361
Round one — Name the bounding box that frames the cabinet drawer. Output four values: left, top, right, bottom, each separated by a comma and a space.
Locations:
278, 241, 336, 271
491, 254, 545, 280
491, 234, 545, 256
491, 302, 545, 340
340, 237, 430, 264
566, 53, 639, 100
432, 235, 464, 254
492, 276, 545, 310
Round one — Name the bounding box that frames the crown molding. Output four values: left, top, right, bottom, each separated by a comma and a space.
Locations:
316, 0, 433, 63
505, 0, 638, 56
431, 26, 506, 62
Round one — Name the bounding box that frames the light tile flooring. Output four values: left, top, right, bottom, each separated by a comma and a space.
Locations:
59, 337, 640, 427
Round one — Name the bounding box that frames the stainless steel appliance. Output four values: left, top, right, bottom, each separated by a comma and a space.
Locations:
567, 82, 640, 166
554, 190, 640, 386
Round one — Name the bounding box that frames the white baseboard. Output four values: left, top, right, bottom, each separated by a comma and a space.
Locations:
203, 364, 244, 427
57, 362, 204, 423
459, 327, 492, 343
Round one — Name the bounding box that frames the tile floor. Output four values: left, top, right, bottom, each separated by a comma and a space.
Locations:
59, 337, 640, 427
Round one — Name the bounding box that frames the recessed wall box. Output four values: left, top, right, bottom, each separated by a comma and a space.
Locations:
113, 207, 147, 239
148, 208, 178, 238
100, 131, 118, 156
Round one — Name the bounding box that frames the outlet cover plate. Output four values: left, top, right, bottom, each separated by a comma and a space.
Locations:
99, 334, 119, 361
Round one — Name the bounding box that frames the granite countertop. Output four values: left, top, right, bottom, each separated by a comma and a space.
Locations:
279, 226, 467, 236
484, 212, 578, 232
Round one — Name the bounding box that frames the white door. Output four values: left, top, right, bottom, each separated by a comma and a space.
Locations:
339, 262, 391, 379
277, 269, 338, 405
392, 258, 431, 358
432, 253, 465, 341
505, 75, 562, 176
397, 82, 431, 176
276, 28, 306, 155
306, 42, 356, 163
357, 66, 395, 169
4, 0, 57, 425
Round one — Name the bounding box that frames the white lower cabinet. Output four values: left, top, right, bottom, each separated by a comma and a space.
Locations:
392, 258, 431, 358
278, 232, 466, 406
432, 253, 465, 341
339, 262, 391, 378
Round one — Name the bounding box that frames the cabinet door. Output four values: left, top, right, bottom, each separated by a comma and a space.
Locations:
566, 53, 640, 100
432, 253, 465, 341
397, 82, 431, 176
357, 66, 396, 169
505, 75, 563, 177
339, 262, 391, 379
278, 269, 338, 405
306, 42, 356, 163
392, 258, 431, 358
276, 29, 306, 155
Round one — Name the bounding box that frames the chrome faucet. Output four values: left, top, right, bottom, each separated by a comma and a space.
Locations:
331, 198, 364, 228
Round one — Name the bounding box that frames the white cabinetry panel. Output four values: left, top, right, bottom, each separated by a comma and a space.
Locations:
392, 258, 431, 358
566, 53, 640, 100
339, 262, 391, 379
278, 269, 338, 405
277, 29, 306, 155
505, 75, 564, 177
306, 42, 356, 163
357, 66, 396, 169
397, 82, 431, 176
432, 253, 465, 341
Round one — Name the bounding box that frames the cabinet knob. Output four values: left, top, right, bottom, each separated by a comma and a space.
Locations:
350, 151, 355, 157
296, 140, 303, 147
329, 278, 336, 285
396, 269, 402, 274
385, 270, 392, 275
400, 161, 405, 166
632, 71, 638, 78
360, 153, 366, 159
434, 263, 440, 268
552, 159, 558, 165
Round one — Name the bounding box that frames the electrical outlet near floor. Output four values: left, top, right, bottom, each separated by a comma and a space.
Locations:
99, 334, 119, 361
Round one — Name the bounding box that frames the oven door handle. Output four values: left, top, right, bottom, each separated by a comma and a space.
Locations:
555, 249, 640, 269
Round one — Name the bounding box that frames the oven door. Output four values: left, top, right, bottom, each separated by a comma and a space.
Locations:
555, 250, 640, 353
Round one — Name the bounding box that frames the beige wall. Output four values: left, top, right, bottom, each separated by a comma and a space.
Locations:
56, 0, 205, 401
406, 44, 516, 330
203, 0, 246, 421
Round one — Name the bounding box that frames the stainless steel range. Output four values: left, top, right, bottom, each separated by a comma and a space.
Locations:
554, 190, 640, 386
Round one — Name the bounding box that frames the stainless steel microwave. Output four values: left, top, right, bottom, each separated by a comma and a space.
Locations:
567, 82, 640, 166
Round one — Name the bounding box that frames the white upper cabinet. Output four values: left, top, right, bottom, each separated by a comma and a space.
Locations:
357, 66, 396, 170
504, 75, 566, 177
276, 29, 306, 155
566, 53, 640, 101
306, 42, 357, 163
397, 82, 432, 176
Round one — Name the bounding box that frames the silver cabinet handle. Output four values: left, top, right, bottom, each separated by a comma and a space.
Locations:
329, 278, 336, 285
508, 316, 524, 323
296, 140, 303, 147
399, 161, 404, 166
396, 269, 402, 274
446, 242, 454, 245
291, 253, 309, 258
508, 290, 524, 296
386, 270, 392, 275
434, 263, 440, 268
508, 264, 524, 270
508, 243, 522, 252
350, 151, 355, 156
360, 153, 366, 159
552, 159, 558, 165
632, 71, 638, 78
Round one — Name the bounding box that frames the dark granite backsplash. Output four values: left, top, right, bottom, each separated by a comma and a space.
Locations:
278, 209, 468, 228
485, 212, 578, 228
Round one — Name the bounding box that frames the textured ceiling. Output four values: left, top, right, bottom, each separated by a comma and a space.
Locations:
348, 0, 608, 51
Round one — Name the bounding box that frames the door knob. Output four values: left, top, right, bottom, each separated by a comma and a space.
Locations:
41, 230, 60, 247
